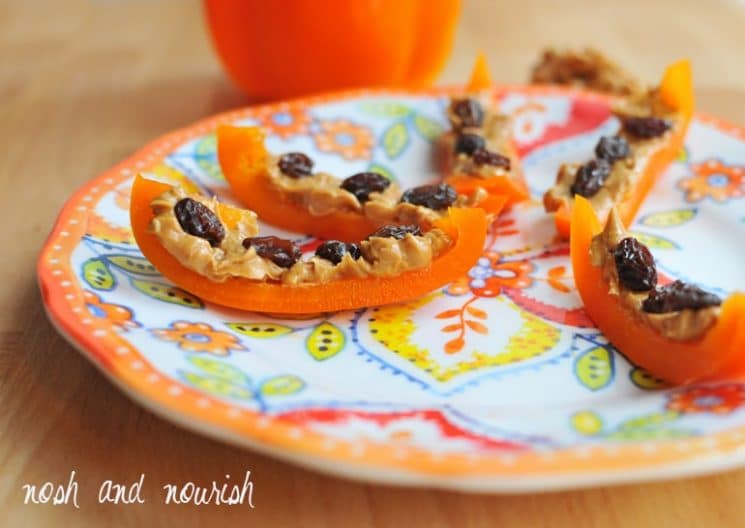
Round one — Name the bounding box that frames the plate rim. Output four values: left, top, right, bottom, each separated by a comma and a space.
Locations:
37, 84, 745, 492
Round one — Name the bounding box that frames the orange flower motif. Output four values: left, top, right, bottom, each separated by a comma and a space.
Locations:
258, 105, 312, 139
667, 384, 745, 415
83, 290, 139, 331
86, 213, 134, 244
314, 119, 375, 161
679, 159, 745, 202
152, 321, 246, 356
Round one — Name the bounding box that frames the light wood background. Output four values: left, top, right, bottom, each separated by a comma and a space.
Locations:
2, 0, 745, 526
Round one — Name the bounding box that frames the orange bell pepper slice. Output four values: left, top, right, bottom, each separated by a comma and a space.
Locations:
444, 55, 530, 206
571, 195, 745, 384
130, 175, 489, 313
553, 59, 694, 238
217, 124, 506, 243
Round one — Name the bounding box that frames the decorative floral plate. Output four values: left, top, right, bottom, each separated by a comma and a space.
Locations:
38, 86, 745, 492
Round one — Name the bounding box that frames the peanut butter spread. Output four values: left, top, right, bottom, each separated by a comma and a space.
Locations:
149, 188, 452, 285
590, 210, 720, 341
438, 99, 514, 179
543, 90, 680, 221
266, 157, 482, 229
531, 48, 646, 97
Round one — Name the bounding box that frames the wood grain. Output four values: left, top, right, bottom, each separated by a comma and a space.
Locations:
2, 0, 745, 526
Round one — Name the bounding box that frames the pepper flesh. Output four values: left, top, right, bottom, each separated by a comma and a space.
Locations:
554, 59, 694, 238
130, 175, 489, 313
571, 195, 745, 384
217, 124, 506, 243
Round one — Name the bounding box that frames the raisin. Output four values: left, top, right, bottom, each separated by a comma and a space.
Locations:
595, 136, 630, 163
613, 237, 657, 291
174, 198, 225, 248
340, 172, 391, 203
278, 152, 314, 178
369, 224, 422, 240
450, 98, 484, 128
472, 148, 511, 169
621, 116, 672, 139
642, 280, 722, 313
454, 133, 486, 156
315, 240, 361, 265
242, 236, 301, 268
570, 159, 612, 198
400, 183, 457, 210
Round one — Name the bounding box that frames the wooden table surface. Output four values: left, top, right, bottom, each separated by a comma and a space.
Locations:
2, 0, 745, 526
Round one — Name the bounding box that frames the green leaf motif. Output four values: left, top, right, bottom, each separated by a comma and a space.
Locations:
106, 254, 159, 276
181, 371, 253, 400
367, 163, 395, 181
641, 208, 697, 228
260, 375, 305, 396
226, 322, 293, 338
306, 322, 345, 361
575, 346, 614, 390
187, 355, 250, 385
82, 258, 116, 291
604, 428, 693, 441
413, 114, 443, 141
359, 101, 411, 118
194, 134, 224, 181
618, 411, 681, 431
130, 279, 203, 308
382, 121, 410, 159
630, 367, 670, 390
628, 231, 679, 250
571, 410, 603, 436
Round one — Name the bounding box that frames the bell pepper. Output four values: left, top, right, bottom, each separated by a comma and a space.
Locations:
203, 0, 461, 100
553, 59, 693, 239
571, 195, 745, 384
130, 175, 489, 313
217, 124, 506, 243
443, 53, 529, 205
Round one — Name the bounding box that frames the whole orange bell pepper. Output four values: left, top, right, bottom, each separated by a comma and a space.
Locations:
130, 175, 488, 313
571, 196, 745, 384
203, 0, 461, 100
552, 59, 694, 239
217, 124, 506, 243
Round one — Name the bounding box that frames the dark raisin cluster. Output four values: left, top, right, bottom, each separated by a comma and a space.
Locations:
369, 225, 422, 240
278, 152, 314, 178
621, 116, 672, 140
642, 281, 722, 313
613, 237, 657, 291
472, 148, 511, 170
449, 98, 484, 129
340, 172, 391, 203
612, 237, 722, 313
174, 198, 225, 247
242, 236, 301, 268
454, 133, 486, 156
315, 240, 361, 265
570, 136, 631, 198
400, 183, 457, 210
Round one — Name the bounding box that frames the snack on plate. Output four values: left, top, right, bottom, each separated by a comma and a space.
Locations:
531, 48, 645, 96
436, 53, 529, 205
544, 59, 693, 238
217, 125, 505, 243
571, 196, 745, 384
130, 175, 489, 313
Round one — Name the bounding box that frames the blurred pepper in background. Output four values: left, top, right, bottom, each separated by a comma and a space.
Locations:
204, 0, 461, 101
